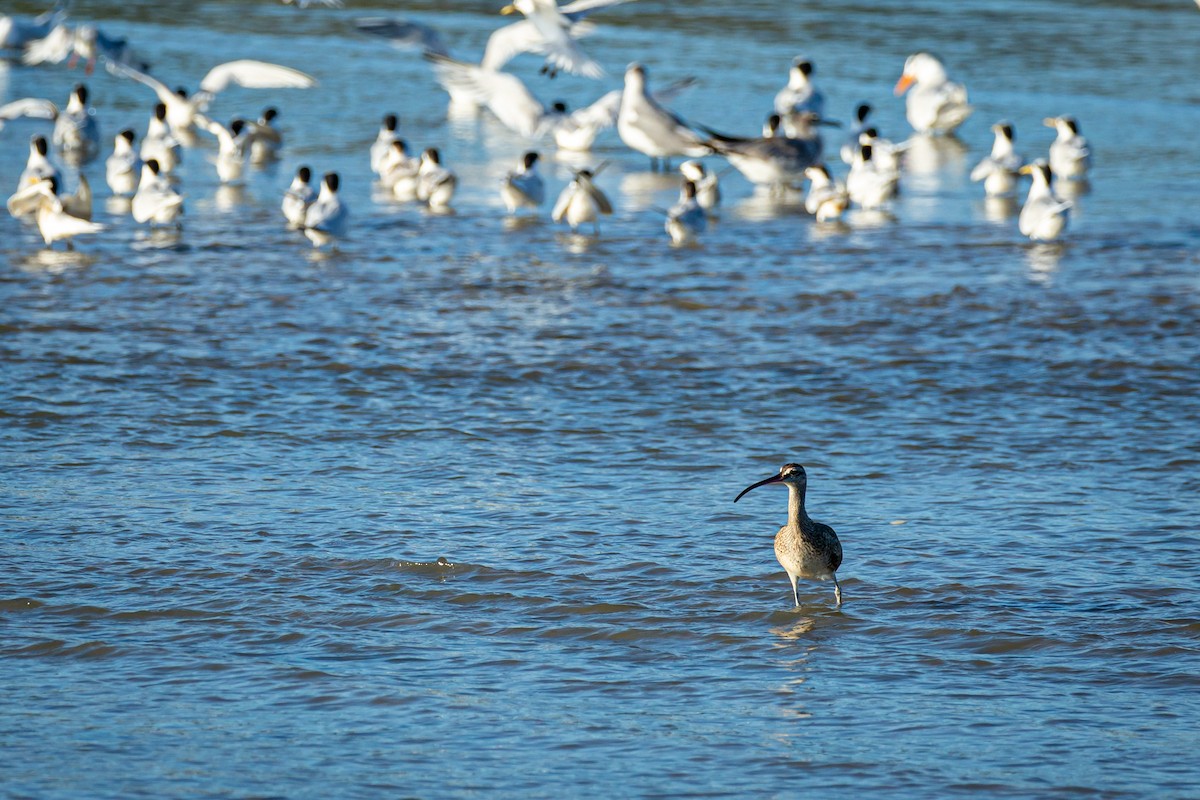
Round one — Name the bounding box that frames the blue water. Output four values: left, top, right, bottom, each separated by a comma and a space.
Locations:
3, 1, 1200, 797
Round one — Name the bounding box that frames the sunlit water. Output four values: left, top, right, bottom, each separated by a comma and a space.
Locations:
3, 1, 1200, 797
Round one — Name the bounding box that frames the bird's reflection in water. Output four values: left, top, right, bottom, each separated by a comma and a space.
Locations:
214, 184, 246, 212
105, 196, 132, 216
809, 219, 851, 240
901, 132, 968, 184
620, 171, 681, 212
503, 215, 542, 233
735, 188, 806, 221
982, 195, 1019, 224
133, 228, 184, 250
847, 208, 896, 229
1026, 242, 1065, 284
18, 248, 96, 273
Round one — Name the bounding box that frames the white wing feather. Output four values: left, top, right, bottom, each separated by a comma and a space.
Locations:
21, 23, 73, 65
0, 98, 59, 130
198, 60, 316, 94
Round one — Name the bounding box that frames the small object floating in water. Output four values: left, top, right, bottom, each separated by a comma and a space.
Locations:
735, 463, 843, 609
436, 556, 451, 567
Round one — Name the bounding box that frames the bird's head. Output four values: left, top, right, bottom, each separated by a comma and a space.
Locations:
735, 463, 807, 503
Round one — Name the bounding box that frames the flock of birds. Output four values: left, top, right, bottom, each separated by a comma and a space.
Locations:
1, 0, 1093, 259
2, 0, 1100, 603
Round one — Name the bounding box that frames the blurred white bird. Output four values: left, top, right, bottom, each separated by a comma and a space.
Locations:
664, 180, 706, 245
501, 151, 545, 214
970, 122, 1023, 198
839, 103, 873, 164
370, 113, 401, 175
18, 135, 59, 191
1044, 116, 1090, 180
0, 84, 100, 162
894, 52, 972, 135
106, 128, 141, 197
618, 62, 711, 170
248, 108, 282, 164
132, 159, 185, 226
552, 166, 612, 234
23, 22, 144, 74
378, 140, 420, 199
847, 142, 899, 210
195, 115, 256, 184
706, 113, 825, 191
804, 164, 849, 222
7, 175, 104, 248
775, 57, 826, 137
302, 172, 348, 248
1018, 160, 1070, 242
282, 166, 315, 228
416, 148, 457, 211
0, 1, 67, 51
855, 128, 905, 175
494, 0, 637, 79
140, 102, 181, 174
428, 53, 695, 152
110, 59, 315, 134
679, 160, 719, 214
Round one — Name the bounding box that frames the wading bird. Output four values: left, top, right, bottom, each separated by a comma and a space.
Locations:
734, 463, 843, 608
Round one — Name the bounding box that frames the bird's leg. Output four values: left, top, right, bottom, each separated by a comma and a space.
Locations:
663, 158, 672, 171
789, 576, 800, 608
833, 576, 842, 608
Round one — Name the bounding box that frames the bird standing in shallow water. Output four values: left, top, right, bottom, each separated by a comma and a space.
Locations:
734, 463, 843, 608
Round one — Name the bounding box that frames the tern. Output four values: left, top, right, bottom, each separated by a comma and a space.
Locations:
552, 166, 612, 234
1018, 161, 1071, 242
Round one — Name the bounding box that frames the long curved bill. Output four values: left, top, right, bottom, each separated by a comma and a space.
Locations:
893, 74, 915, 96
734, 473, 783, 503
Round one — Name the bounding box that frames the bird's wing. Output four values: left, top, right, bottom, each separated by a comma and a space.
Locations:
969, 157, 993, 182
566, 89, 621, 129
650, 76, 698, 105
193, 113, 233, 146
47, 208, 105, 236
355, 17, 448, 56
21, 23, 73, 65
551, 184, 572, 221
578, 175, 612, 214
6, 180, 55, 216
521, 13, 604, 79
427, 53, 545, 138
199, 60, 316, 94
0, 98, 59, 128
481, 19, 544, 72
247, 120, 282, 145
560, 0, 638, 22
107, 60, 177, 106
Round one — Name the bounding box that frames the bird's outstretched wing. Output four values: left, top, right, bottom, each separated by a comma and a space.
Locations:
560, 0, 639, 22
198, 60, 316, 94
0, 98, 59, 130
355, 17, 449, 56
22, 23, 73, 65
107, 60, 178, 106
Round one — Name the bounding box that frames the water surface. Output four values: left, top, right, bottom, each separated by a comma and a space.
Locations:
2, 1, 1200, 797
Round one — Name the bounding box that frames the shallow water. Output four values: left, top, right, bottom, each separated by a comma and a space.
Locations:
3, 1, 1200, 797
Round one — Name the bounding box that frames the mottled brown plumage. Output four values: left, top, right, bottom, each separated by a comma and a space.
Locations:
735, 463, 843, 608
